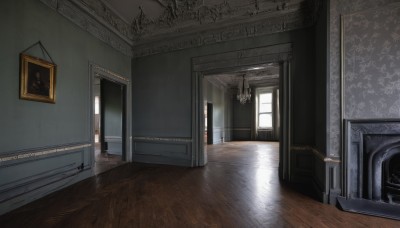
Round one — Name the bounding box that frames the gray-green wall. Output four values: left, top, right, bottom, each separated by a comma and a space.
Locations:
204, 79, 232, 144
132, 28, 316, 166
0, 0, 131, 214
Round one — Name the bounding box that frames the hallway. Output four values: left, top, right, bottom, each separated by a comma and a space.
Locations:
0, 142, 398, 227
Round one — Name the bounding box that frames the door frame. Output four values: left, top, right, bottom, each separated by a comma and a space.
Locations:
89, 63, 132, 170
206, 102, 213, 145
191, 44, 292, 181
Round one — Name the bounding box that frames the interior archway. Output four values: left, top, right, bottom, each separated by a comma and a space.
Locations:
191, 44, 292, 181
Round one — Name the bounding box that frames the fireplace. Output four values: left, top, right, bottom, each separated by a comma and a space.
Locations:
384, 153, 400, 204
338, 119, 400, 220
363, 135, 400, 203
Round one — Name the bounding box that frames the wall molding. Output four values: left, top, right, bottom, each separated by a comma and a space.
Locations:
92, 64, 130, 83
0, 143, 91, 165
291, 146, 341, 163
133, 137, 192, 143
104, 136, 122, 142
132, 137, 192, 166
291, 145, 341, 204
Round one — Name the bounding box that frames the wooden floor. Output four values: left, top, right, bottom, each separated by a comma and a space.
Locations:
1, 141, 399, 227
94, 143, 125, 175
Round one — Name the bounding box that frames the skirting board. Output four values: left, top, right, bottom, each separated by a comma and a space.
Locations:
132, 154, 191, 167
0, 169, 91, 216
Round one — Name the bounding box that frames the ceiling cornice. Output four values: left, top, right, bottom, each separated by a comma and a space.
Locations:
40, 0, 133, 56
132, 8, 311, 57
40, 0, 321, 58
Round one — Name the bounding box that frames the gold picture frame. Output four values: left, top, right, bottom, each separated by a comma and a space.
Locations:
20, 54, 56, 103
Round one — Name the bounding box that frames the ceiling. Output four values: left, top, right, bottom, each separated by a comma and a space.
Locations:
103, 0, 164, 23
205, 63, 279, 89
101, 0, 309, 42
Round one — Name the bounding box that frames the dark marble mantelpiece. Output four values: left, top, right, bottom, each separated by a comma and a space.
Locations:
339, 119, 400, 220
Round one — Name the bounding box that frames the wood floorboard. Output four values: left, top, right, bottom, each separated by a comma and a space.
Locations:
0, 141, 399, 227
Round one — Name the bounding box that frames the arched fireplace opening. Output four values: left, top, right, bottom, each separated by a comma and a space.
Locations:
363, 137, 400, 203
384, 153, 400, 204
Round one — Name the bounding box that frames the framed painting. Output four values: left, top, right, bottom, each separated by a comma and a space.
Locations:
20, 54, 56, 103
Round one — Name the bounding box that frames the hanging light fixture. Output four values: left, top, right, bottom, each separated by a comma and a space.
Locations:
237, 75, 251, 104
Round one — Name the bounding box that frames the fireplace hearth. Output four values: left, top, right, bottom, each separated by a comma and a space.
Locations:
338, 119, 400, 220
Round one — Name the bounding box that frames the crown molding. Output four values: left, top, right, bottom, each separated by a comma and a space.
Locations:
132, 6, 317, 57
40, 0, 133, 57
40, 0, 321, 58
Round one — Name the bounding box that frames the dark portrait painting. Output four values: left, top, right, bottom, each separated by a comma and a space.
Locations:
20, 54, 56, 103
27, 62, 50, 96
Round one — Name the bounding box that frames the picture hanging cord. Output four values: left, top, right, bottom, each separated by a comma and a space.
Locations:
21, 41, 55, 64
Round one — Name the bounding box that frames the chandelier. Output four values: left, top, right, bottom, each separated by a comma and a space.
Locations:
237, 75, 251, 104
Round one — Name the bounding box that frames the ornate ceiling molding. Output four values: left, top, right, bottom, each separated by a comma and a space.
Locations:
131, 0, 307, 40
132, 10, 301, 57
132, 0, 321, 57
40, 0, 133, 56
40, 0, 321, 57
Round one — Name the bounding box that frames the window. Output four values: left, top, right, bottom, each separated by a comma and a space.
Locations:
258, 91, 273, 128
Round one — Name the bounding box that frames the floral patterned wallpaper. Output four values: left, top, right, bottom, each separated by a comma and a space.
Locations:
328, 0, 400, 157
344, 4, 400, 118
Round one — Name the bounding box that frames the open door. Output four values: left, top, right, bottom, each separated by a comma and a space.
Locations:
100, 79, 124, 156
94, 78, 125, 174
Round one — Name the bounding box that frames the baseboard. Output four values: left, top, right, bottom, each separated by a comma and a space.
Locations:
0, 168, 91, 215
0, 143, 92, 215
133, 139, 191, 160
132, 154, 192, 167
311, 177, 329, 203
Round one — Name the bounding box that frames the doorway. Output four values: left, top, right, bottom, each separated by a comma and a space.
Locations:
206, 103, 213, 145
191, 44, 292, 181
90, 64, 132, 175
93, 78, 125, 174
203, 63, 281, 167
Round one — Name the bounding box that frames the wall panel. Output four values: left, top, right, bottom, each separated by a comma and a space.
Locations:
0, 0, 131, 215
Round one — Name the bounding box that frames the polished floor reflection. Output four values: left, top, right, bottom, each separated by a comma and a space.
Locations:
0, 141, 399, 227
94, 143, 125, 175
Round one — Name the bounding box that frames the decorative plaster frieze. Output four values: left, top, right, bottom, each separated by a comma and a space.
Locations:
0, 143, 91, 164
133, 137, 192, 143
40, 0, 133, 57
291, 146, 341, 163
72, 0, 133, 39
131, 0, 315, 41
132, 9, 310, 57
40, 0, 320, 58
